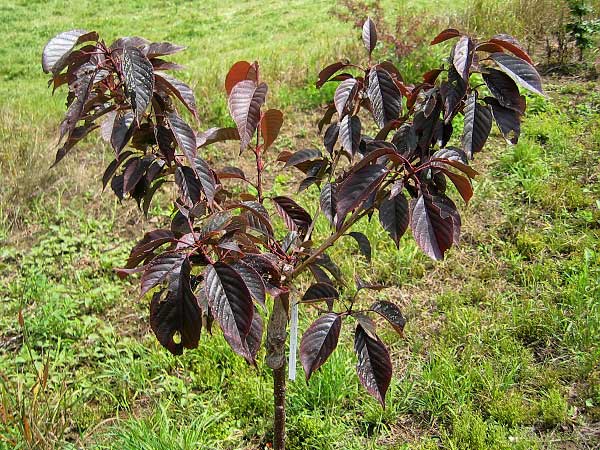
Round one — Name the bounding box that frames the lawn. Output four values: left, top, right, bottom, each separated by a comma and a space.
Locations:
1, 1, 599, 449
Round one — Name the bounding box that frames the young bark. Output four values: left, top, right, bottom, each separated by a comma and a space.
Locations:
266, 292, 288, 450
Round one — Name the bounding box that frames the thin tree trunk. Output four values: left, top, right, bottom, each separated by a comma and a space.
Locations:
272, 365, 286, 450
266, 293, 288, 450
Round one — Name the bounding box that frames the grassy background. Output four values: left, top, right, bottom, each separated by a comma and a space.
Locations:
1, 1, 600, 449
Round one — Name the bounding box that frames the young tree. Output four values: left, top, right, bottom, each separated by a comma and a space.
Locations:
42, 19, 542, 449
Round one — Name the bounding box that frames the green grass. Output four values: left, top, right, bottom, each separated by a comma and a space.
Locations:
1, 1, 600, 449
2, 80, 599, 449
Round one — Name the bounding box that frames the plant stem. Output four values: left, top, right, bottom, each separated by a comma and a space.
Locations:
272, 365, 286, 450
266, 292, 289, 449
290, 206, 367, 280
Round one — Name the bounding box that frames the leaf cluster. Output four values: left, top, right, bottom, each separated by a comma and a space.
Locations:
42, 19, 542, 406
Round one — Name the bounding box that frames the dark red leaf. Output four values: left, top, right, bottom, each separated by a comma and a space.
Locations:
121, 46, 154, 124
194, 157, 218, 204
462, 92, 492, 158
272, 196, 312, 233
141, 252, 186, 296
316, 60, 351, 89
204, 262, 254, 360
42, 30, 98, 74
123, 157, 149, 194
431, 147, 478, 178
58, 70, 96, 143
354, 324, 392, 407
175, 166, 201, 206
378, 192, 409, 247
489, 53, 543, 96
109, 111, 135, 155
302, 283, 339, 309
334, 78, 359, 118
225, 60, 258, 95
284, 149, 322, 169
318, 103, 337, 133
166, 112, 197, 168
339, 115, 361, 155
145, 42, 185, 58
154, 71, 198, 119
336, 164, 388, 229
430, 28, 461, 45
300, 313, 342, 380
196, 127, 240, 148
348, 231, 372, 262
368, 67, 402, 128
453, 36, 473, 81
260, 109, 283, 150
490, 34, 533, 65
441, 169, 473, 203
370, 301, 406, 336
362, 17, 378, 55
423, 68, 443, 84
410, 193, 460, 261
228, 80, 268, 153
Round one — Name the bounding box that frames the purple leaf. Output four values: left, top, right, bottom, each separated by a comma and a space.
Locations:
246, 307, 263, 363
166, 112, 197, 168
193, 157, 218, 205
347, 232, 372, 262
121, 46, 154, 124
354, 324, 392, 407
334, 78, 359, 118
362, 17, 378, 55
300, 313, 342, 380
228, 80, 268, 153
127, 229, 175, 268
410, 193, 461, 261
320, 183, 337, 226
141, 252, 186, 296
484, 97, 522, 144
302, 283, 339, 310
145, 42, 186, 58
482, 68, 526, 113
370, 301, 406, 336
175, 166, 201, 206
368, 67, 402, 128
272, 196, 312, 233
339, 115, 361, 155
379, 192, 409, 247
490, 53, 543, 96
231, 261, 266, 308
42, 29, 98, 74
452, 36, 473, 81
316, 60, 351, 89
204, 263, 254, 361
336, 164, 388, 229
462, 92, 492, 159
149, 258, 201, 355
155, 71, 198, 119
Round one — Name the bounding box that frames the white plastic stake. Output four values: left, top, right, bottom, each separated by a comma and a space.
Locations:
288, 300, 299, 381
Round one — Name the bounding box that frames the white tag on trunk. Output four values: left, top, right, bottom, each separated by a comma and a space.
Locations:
288, 300, 299, 381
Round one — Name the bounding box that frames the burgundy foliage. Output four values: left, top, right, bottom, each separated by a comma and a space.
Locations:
43, 19, 540, 411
